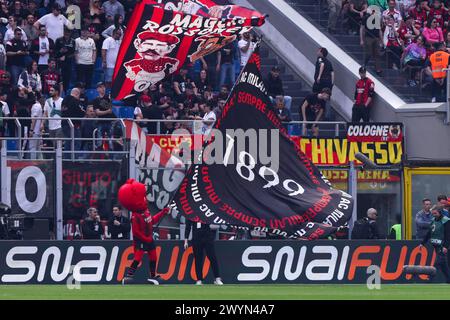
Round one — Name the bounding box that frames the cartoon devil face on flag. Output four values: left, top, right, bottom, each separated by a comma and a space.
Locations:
112, 0, 265, 100
124, 31, 181, 92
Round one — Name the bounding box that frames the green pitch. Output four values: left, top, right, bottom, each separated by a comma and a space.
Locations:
1, 284, 450, 300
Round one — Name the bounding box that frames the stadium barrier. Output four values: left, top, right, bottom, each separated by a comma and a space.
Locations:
1, 120, 409, 241
0, 240, 441, 284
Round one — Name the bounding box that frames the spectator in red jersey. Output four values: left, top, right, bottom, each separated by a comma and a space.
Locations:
423, 17, 445, 45
352, 67, 374, 122
383, 15, 403, 69
41, 58, 63, 98
429, 0, 447, 30
408, 0, 429, 30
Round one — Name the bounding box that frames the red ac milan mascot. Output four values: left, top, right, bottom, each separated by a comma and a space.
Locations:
118, 179, 170, 285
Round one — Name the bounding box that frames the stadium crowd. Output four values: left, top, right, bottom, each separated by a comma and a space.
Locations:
325, 0, 450, 102
0, 0, 305, 158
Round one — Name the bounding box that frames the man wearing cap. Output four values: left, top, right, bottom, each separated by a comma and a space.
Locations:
124, 31, 180, 93
352, 66, 375, 122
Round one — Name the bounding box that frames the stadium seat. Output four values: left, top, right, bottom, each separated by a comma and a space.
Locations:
112, 106, 121, 117
85, 89, 98, 101
7, 140, 17, 151
288, 125, 301, 136
120, 106, 135, 119
95, 57, 103, 71
112, 100, 125, 107
112, 106, 134, 119
92, 71, 104, 86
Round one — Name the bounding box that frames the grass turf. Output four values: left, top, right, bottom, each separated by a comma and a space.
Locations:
0, 284, 450, 300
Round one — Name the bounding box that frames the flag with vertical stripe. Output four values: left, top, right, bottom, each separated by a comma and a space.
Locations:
111, 0, 265, 100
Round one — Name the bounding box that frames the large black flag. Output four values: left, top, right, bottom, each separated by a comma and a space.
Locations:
171, 51, 353, 239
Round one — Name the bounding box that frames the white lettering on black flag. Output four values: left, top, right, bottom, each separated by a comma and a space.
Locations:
171, 50, 353, 239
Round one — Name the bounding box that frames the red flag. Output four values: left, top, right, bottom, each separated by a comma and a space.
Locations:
112, 0, 265, 100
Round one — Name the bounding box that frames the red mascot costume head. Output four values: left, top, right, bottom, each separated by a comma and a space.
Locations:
118, 179, 148, 212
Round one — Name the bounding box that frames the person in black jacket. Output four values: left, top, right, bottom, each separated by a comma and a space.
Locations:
108, 205, 131, 239
265, 66, 292, 111
313, 47, 334, 94
81, 207, 104, 240
62, 88, 85, 158
184, 220, 223, 285
351, 208, 380, 239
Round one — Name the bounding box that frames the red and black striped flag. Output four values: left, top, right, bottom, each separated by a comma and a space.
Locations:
112, 0, 265, 100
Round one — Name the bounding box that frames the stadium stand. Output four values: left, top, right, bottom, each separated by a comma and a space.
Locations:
286, 0, 433, 103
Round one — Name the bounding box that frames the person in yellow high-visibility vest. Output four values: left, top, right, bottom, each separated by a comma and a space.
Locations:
426, 42, 450, 102
389, 214, 402, 240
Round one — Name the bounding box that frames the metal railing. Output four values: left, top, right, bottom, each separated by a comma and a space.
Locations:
0, 116, 348, 165
1, 117, 127, 160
